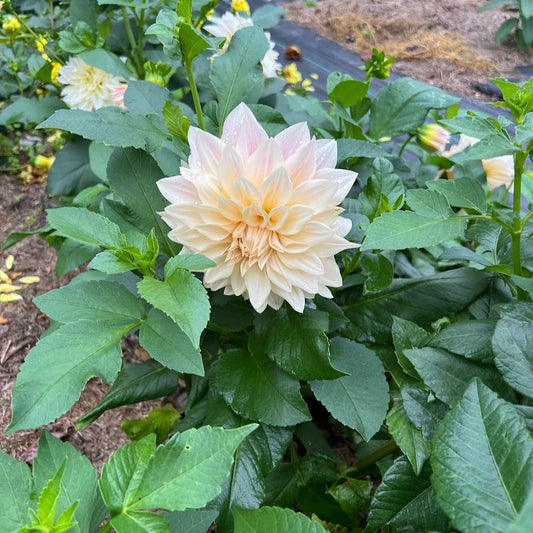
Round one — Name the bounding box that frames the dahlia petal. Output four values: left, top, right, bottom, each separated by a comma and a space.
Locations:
230, 266, 247, 296
243, 204, 268, 227
274, 122, 311, 159
275, 286, 305, 313
157, 176, 199, 204
261, 167, 293, 211
222, 103, 268, 163
188, 128, 225, 174
245, 139, 284, 188
314, 139, 337, 169
218, 196, 243, 222
219, 145, 245, 194
279, 205, 314, 235
290, 180, 337, 211
314, 168, 357, 204
279, 252, 324, 275
284, 140, 317, 187
231, 177, 261, 207
244, 264, 271, 312
335, 215, 353, 238
267, 206, 289, 231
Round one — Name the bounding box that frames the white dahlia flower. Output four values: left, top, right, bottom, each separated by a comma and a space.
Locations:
204, 12, 281, 78
157, 103, 358, 313
57, 57, 124, 111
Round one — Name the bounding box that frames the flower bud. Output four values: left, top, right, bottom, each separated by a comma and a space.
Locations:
417, 123, 450, 154
33, 154, 55, 170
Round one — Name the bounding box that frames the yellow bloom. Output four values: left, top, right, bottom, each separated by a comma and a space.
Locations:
36, 35, 47, 53
2, 14, 20, 32
33, 154, 55, 170
232, 0, 250, 15
158, 103, 358, 313
482, 155, 514, 192
51, 61, 61, 83
41, 53, 51, 63
282, 63, 302, 85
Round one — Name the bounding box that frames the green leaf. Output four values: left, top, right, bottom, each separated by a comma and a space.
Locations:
514, 112, 533, 145
441, 114, 501, 139
365, 456, 449, 533
335, 138, 388, 164
329, 78, 369, 108
100, 434, 157, 514
165, 254, 215, 272
8, 321, 129, 432
232, 506, 327, 533
361, 252, 394, 293
38, 108, 168, 152
179, 23, 211, 64
493, 316, 533, 399
210, 26, 269, 124
106, 147, 178, 257
310, 338, 389, 441
139, 309, 204, 376
406, 189, 452, 217
361, 211, 466, 251
177, 0, 192, 22
0, 96, 67, 125
404, 346, 514, 406
77, 360, 178, 429
47, 207, 125, 248
0, 450, 33, 531
391, 315, 429, 378
80, 48, 133, 79
464, 133, 520, 160
432, 379, 533, 533
386, 402, 430, 475
427, 177, 488, 213
124, 80, 170, 116
251, 4, 286, 28
129, 425, 257, 511
368, 78, 460, 138
34, 279, 144, 325
137, 268, 210, 349
253, 307, 343, 381
506, 487, 533, 533
429, 320, 496, 363
162, 101, 190, 142
164, 508, 218, 533
46, 138, 101, 196
111, 510, 170, 533
216, 348, 311, 426
34, 461, 70, 529
32, 431, 106, 533
343, 267, 488, 343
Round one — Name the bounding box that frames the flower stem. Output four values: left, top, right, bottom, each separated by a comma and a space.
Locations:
185, 60, 205, 130
122, 7, 144, 78
398, 134, 414, 158
511, 151, 527, 299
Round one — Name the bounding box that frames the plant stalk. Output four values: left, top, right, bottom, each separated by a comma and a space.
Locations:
512, 151, 527, 298
185, 60, 205, 130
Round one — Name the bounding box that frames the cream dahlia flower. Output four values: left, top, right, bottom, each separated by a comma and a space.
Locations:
204, 12, 281, 79
158, 103, 358, 313
57, 57, 124, 111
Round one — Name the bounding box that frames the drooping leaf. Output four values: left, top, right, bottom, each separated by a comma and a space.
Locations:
33, 279, 144, 325
427, 177, 488, 213
404, 346, 515, 406
432, 379, 533, 533
216, 348, 311, 426
232, 506, 327, 533
139, 309, 204, 376
77, 360, 178, 429
8, 321, 129, 432
365, 456, 449, 533
253, 307, 343, 381
310, 337, 389, 441
121, 403, 181, 445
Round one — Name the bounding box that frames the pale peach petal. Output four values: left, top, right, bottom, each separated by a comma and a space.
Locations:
290, 180, 337, 211
244, 264, 271, 312
157, 176, 199, 204
279, 252, 324, 275
222, 103, 268, 163
219, 145, 245, 194
285, 141, 317, 187
245, 139, 284, 188
231, 177, 261, 207
188, 128, 225, 175
243, 204, 268, 227
278, 205, 314, 235
314, 139, 337, 169
261, 167, 293, 211
314, 168, 357, 204
274, 122, 311, 158
267, 206, 289, 231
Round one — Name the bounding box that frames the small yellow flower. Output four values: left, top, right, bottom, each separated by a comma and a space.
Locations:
41, 53, 51, 63
2, 14, 20, 32
33, 154, 55, 170
19, 276, 40, 284
36, 35, 47, 53
5, 254, 14, 270
231, 0, 250, 15
310, 73, 319, 80
51, 61, 61, 83
282, 63, 302, 85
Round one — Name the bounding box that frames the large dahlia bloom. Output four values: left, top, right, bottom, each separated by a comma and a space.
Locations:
158, 104, 358, 313
57, 57, 124, 111
204, 12, 281, 79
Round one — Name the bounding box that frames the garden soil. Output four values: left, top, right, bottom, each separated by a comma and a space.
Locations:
1, 0, 532, 470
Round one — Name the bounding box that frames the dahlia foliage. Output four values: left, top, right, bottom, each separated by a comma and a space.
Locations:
158, 103, 358, 312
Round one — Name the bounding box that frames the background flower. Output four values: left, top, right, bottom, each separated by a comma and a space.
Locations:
158, 103, 358, 313
204, 12, 281, 78
57, 57, 124, 111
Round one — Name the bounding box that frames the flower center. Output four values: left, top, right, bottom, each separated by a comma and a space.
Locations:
226, 222, 272, 271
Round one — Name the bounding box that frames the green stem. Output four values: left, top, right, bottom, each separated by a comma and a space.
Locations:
342, 248, 361, 279
185, 60, 205, 130
398, 134, 414, 158
207, 321, 246, 344
99, 520, 112, 533
512, 151, 526, 280
122, 6, 143, 78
